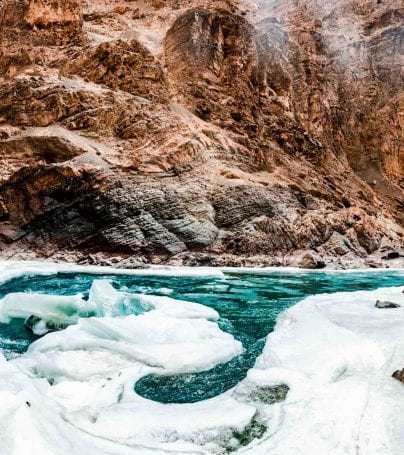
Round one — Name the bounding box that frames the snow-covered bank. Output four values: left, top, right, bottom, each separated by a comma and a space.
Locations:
221, 266, 404, 275
0, 261, 226, 286
0, 267, 403, 454
0, 260, 403, 288
242, 286, 404, 454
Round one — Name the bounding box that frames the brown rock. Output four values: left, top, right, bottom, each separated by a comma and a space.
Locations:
392, 369, 404, 384
299, 253, 326, 270
0, 126, 111, 165
63, 39, 168, 101
0, 0, 83, 46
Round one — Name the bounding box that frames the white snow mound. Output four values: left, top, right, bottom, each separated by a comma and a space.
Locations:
241, 285, 404, 455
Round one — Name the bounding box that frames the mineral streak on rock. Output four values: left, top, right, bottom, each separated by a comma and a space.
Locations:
0, 0, 402, 265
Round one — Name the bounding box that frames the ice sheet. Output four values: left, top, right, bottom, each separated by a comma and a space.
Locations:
0, 353, 165, 455
24, 313, 242, 372
2, 260, 403, 287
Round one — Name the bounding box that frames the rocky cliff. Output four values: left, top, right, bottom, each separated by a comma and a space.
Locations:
0, 0, 402, 267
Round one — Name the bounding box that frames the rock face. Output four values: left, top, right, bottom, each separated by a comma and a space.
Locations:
0, 0, 402, 265
257, 0, 403, 217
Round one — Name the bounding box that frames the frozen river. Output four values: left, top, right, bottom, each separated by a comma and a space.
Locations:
0, 262, 403, 454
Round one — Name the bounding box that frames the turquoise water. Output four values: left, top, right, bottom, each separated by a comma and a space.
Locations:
0, 270, 403, 402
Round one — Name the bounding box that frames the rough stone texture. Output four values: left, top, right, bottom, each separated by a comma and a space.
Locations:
298, 253, 326, 269
0, 0, 402, 265
259, 0, 404, 219
63, 39, 168, 101
0, 126, 111, 172
0, 0, 83, 47
392, 369, 404, 384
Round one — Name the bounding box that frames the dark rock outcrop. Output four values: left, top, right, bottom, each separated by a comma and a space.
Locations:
392, 369, 404, 384
375, 300, 401, 309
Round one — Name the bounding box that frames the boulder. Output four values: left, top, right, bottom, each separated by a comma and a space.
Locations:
182, 254, 219, 267
298, 253, 326, 269
392, 369, 404, 384
385, 251, 400, 260
375, 300, 401, 309
323, 232, 355, 256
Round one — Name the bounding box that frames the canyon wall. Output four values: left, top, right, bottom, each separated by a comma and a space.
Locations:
0, 0, 402, 266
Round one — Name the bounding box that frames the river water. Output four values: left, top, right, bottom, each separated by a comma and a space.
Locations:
1, 268, 402, 404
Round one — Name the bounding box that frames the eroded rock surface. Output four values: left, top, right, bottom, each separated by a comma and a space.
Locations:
0, 0, 402, 265
0, 0, 83, 50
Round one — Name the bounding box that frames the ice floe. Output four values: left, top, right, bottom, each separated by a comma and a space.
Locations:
89, 280, 219, 320
0, 292, 95, 335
